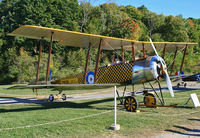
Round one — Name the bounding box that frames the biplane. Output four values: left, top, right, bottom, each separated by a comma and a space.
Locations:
182, 73, 200, 82
8, 25, 198, 112
173, 71, 200, 88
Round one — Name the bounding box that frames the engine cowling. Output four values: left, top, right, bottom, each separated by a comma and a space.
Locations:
132, 56, 166, 84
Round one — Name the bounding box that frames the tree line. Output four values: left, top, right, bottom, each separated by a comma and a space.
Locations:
0, 0, 199, 84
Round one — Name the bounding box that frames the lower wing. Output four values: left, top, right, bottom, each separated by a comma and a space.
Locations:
5, 84, 121, 91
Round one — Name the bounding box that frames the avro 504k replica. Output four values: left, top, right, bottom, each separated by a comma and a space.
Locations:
8, 25, 198, 111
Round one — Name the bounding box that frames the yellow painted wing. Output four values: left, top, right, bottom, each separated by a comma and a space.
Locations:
9, 25, 198, 52
6, 84, 120, 91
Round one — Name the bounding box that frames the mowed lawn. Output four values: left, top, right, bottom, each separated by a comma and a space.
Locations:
0, 86, 200, 137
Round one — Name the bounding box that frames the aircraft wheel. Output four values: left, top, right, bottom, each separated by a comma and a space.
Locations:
177, 83, 180, 88
143, 93, 157, 107
49, 94, 54, 102
184, 83, 187, 88
124, 96, 138, 112
62, 94, 67, 101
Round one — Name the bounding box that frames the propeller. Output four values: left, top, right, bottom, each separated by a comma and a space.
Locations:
149, 38, 174, 97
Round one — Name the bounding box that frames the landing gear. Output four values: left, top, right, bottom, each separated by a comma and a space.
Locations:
124, 96, 138, 112
177, 83, 180, 88
121, 83, 160, 111
48, 93, 67, 102
143, 93, 157, 107
177, 82, 187, 88
184, 83, 187, 88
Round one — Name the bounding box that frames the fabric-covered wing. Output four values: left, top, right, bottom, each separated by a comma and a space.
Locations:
9, 25, 198, 52
6, 84, 120, 91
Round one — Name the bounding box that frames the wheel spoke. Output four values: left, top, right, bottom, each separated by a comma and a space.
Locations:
131, 107, 134, 111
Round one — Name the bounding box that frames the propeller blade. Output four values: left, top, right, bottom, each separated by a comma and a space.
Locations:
149, 37, 174, 97
149, 38, 159, 57
164, 72, 174, 97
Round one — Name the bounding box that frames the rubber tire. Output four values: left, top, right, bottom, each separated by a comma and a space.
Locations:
49, 94, 54, 102
184, 83, 187, 88
124, 96, 138, 112
177, 83, 180, 88
143, 93, 157, 107
62, 94, 67, 100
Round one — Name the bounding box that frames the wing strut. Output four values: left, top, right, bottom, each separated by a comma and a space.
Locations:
170, 46, 178, 75
162, 44, 167, 60
180, 45, 188, 72
121, 40, 125, 62
36, 39, 43, 85
131, 42, 135, 62
46, 32, 54, 83
112, 54, 115, 64
83, 43, 91, 84
142, 43, 146, 58
94, 38, 103, 83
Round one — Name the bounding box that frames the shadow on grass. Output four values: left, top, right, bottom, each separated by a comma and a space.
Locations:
175, 106, 193, 109
173, 87, 199, 91
165, 125, 200, 137
188, 118, 200, 121
0, 96, 46, 105
0, 96, 114, 113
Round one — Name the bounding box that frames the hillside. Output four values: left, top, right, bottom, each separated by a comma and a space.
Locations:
0, 0, 199, 84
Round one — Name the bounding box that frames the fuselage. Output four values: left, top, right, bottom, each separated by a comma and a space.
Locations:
182, 73, 200, 82
51, 56, 166, 85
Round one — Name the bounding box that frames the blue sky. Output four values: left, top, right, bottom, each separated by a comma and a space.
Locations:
92, 0, 199, 19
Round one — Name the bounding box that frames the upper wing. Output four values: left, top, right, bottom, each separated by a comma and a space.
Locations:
8, 25, 198, 51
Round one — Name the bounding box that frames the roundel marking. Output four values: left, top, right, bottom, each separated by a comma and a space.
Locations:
86, 71, 95, 84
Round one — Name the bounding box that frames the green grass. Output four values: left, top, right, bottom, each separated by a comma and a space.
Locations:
0, 85, 200, 137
